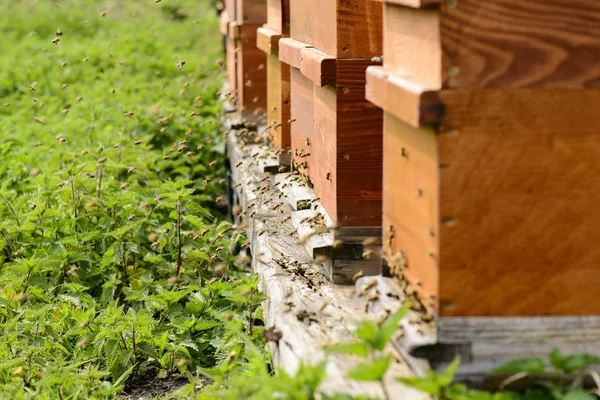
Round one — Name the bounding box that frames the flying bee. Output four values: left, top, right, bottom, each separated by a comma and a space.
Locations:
128, 215, 136, 221
61, 84, 68, 89
120, 183, 129, 190
55, 28, 63, 36
76, 96, 83, 102
362, 249, 374, 259
113, 143, 121, 148
325, 172, 331, 181
352, 270, 364, 282
124, 111, 134, 117
28, 84, 36, 91
33, 117, 45, 124
189, 111, 198, 117
235, 161, 243, 168
209, 161, 217, 168
61, 62, 67, 67
100, 11, 107, 17
163, 156, 170, 160
127, 167, 136, 174
51, 38, 60, 44
83, 57, 89, 62
61, 109, 69, 115
176, 60, 185, 70
134, 140, 142, 146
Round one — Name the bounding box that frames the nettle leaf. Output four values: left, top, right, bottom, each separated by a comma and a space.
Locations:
347, 356, 392, 381
323, 342, 369, 358
397, 375, 441, 395
372, 303, 409, 351
438, 357, 460, 387
493, 358, 545, 374
354, 320, 378, 343
561, 354, 600, 374
563, 389, 597, 400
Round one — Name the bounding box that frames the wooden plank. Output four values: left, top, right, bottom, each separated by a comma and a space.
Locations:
225, 0, 237, 20
438, 316, 600, 377
290, 68, 314, 176
383, 3, 442, 89
385, 0, 441, 7
334, 60, 383, 227
440, 0, 600, 89
226, 36, 237, 95
382, 112, 439, 313
267, 0, 290, 35
257, 25, 282, 55
365, 66, 443, 128
236, 0, 267, 24
267, 54, 292, 149
290, 0, 314, 45
279, 38, 312, 70
219, 12, 230, 36
300, 47, 337, 87
333, 0, 383, 59
436, 89, 600, 316
237, 26, 268, 115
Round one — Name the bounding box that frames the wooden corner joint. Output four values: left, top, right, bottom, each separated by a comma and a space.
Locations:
365, 66, 444, 128
300, 47, 337, 87
278, 38, 313, 70
256, 25, 282, 55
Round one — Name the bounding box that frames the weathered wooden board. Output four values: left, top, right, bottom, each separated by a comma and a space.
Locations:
289, 0, 383, 59
383, 0, 600, 89
226, 129, 426, 399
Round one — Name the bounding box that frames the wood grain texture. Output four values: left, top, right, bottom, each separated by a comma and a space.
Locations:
267, 54, 292, 149
382, 112, 439, 312
267, 0, 290, 34
365, 66, 443, 128
236, 26, 268, 115
437, 89, 600, 316
300, 48, 337, 87
289, 0, 383, 59
383, 4, 442, 89
279, 38, 312, 70
334, 0, 383, 59
440, 0, 600, 88
235, 0, 267, 24
334, 60, 384, 227
257, 25, 282, 55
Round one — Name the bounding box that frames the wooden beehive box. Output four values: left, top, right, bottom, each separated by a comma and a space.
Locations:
367, 0, 600, 317
256, 0, 292, 149
279, 0, 384, 228
223, 0, 268, 116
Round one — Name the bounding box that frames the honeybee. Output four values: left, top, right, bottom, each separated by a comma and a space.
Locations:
120, 183, 129, 190
76, 96, 83, 102
51, 38, 60, 44
176, 60, 185, 70
134, 140, 143, 146
55, 28, 63, 36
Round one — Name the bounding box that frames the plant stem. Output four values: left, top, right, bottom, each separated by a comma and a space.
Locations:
175, 198, 182, 276
96, 167, 103, 199
69, 173, 78, 219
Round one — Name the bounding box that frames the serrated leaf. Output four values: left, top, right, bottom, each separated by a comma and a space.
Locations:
493, 358, 545, 374
347, 356, 392, 381
323, 342, 369, 357
372, 303, 409, 350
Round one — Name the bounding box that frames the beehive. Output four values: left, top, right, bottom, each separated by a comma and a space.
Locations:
279, 0, 384, 228
256, 0, 291, 149
366, 0, 600, 317
223, 0, 268, 116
